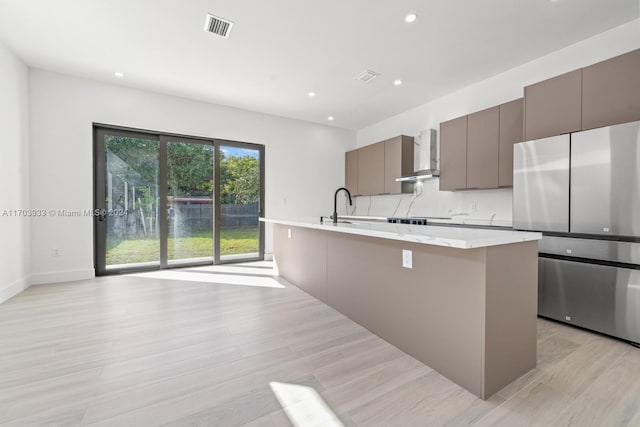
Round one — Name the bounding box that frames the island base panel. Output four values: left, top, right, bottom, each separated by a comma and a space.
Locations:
273, 224, 538, 399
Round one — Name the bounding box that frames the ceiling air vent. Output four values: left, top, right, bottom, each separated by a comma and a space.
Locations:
354, 69, 380, 83
204, 14, 234, 38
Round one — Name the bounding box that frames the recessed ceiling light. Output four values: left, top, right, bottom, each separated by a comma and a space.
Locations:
405, 13, 417, 23
308, 91, 316, 97
328, 116, 335, 121
114, 72, 124, 78
394, 79, 403, 86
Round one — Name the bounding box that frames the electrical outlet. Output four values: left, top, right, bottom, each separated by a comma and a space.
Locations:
402, 250, 412, 269
51, 248, 61, 257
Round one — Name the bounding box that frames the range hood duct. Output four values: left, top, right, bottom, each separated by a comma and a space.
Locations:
396, 129, 440, 182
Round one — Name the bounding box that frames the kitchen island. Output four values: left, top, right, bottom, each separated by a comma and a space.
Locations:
263, 218, 542, 399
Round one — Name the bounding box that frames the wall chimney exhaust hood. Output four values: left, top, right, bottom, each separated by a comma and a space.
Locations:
395, 129, 440, 182
395, 169, 440, 182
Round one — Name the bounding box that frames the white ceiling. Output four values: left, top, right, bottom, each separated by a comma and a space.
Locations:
0, 0, 637, 130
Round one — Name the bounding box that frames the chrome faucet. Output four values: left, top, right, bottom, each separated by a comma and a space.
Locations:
333, 187, 352, 224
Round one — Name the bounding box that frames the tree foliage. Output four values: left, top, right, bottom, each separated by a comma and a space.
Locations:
219, 153, 259, 205
106, 136, 159, 186
167, 142, 213, 197
106, 136, 259, 204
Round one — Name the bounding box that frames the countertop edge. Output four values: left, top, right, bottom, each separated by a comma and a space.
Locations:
261, 218, 542, 249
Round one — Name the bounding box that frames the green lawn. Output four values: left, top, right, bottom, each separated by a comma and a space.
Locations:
106, 227, 259, 265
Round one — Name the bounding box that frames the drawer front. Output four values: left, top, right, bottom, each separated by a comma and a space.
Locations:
539, 236, 640, 265
538, 257, 640, 344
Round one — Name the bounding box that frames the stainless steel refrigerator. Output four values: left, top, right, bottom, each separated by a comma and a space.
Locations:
513, 120, 640, 345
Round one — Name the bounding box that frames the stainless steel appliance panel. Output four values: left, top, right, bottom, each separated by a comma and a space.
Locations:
538, 257, 640, 344
571, 120, 640, 237
539, 236, 640, 265
513, 135, 570, 232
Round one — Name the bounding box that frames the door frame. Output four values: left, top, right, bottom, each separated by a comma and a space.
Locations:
93, 123, 265, 274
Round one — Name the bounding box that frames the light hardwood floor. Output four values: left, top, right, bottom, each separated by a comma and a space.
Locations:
0, 262, 638, 426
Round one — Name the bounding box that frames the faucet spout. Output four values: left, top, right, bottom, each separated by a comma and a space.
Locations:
333, 187, 353, 224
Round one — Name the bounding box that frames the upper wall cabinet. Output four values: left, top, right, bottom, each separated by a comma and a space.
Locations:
369, 142, 385, 195
524, 48, 640, 140
345, 149, 359, 195
499, 99, 524, 187
356, 144, 372, 196
356, 141, 384, 196
524, 69, 583, 141
345, 135, 414, 196
440, 116, 468, 191
384, 135, 414, 194
582, 48, 640, 130
467, 106, 500, 189
440, 99, 523, 191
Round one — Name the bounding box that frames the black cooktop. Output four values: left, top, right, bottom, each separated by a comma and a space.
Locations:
387, 217, 429, 225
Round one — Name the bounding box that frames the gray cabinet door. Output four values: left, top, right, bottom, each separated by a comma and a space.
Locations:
498, 99, 524, 187
384, 135, 414, 194
467, 106, 499, 189
539, 257, 640, 344
345, 149, 359, 195
357, 142, 385, 196
582, 48, 640, 131
357, 144, 371, 196
513, 134, 570, 232
440, 116, 468, 191
370, 141, 385, 195
570, 120, 640, 237
524, 69, 582, 140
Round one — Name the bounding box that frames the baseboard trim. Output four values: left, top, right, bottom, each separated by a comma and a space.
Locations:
0, 275, 32, 304
30, 269, 95, 286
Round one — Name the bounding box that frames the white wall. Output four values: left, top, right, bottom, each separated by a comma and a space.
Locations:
29, 70, 355, 284
351, 20, 640, 224
0, 40, 30, 302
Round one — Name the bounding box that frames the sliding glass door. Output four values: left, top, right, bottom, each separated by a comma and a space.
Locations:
95, 129, 161, 271
94, 126, 264, 275
217, 143, 263, 262
165, 137, 214, 266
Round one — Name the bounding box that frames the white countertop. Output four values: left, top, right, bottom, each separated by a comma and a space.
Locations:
262, 218, 541, 249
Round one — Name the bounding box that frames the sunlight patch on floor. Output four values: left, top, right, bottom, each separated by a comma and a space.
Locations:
128, 269, 285, 288
270, 381, 344, 427
190, 265, 275, 276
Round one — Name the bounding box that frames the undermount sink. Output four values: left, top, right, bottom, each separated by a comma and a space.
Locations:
320, 217, 367, 226
333, 219, 365, 225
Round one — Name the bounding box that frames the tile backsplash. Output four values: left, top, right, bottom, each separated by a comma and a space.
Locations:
339, 179, 513, 226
